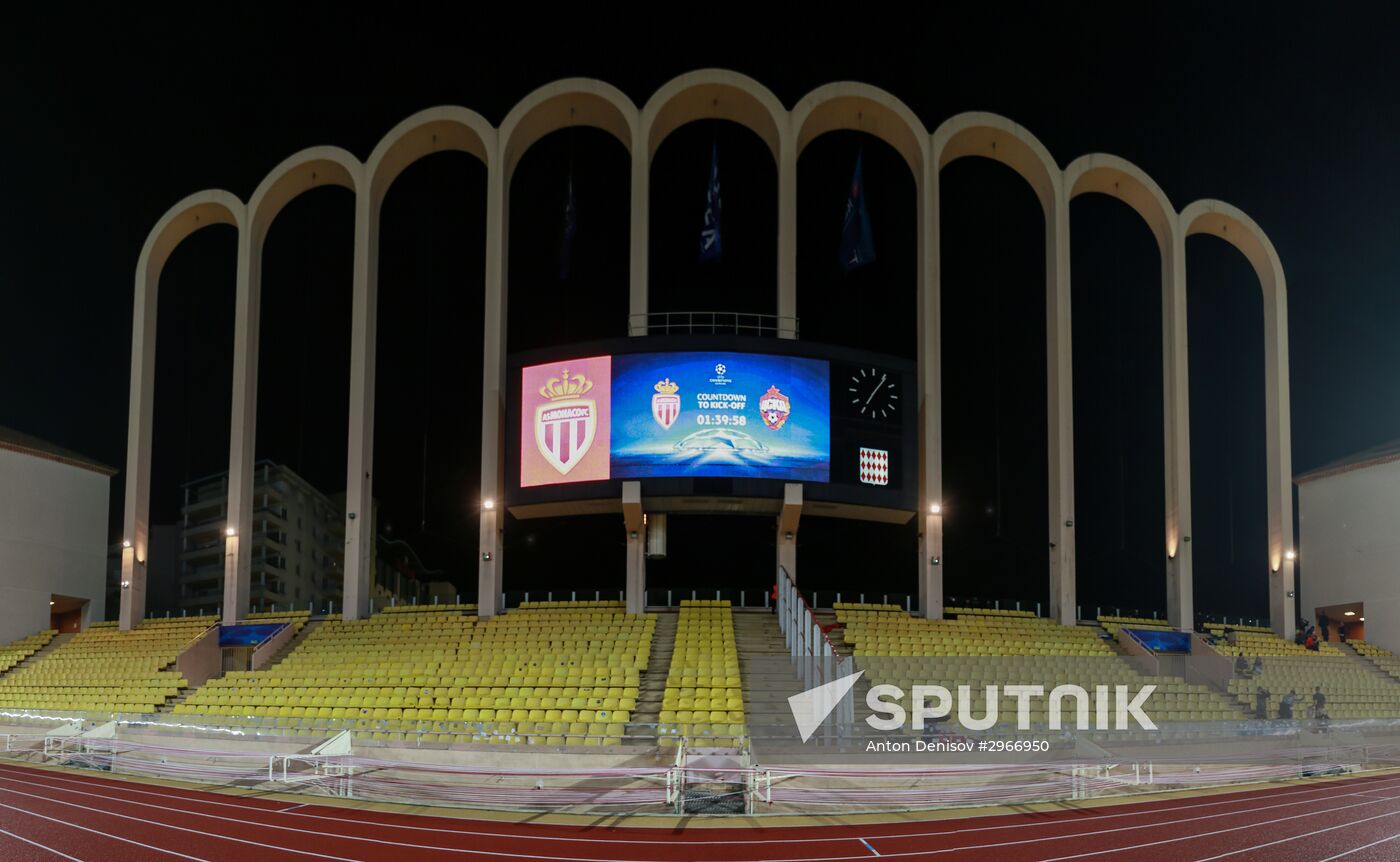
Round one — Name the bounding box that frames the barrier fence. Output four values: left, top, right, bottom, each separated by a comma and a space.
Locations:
9, 724, 1399, 814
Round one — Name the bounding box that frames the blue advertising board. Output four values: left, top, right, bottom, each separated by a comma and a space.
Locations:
218, 623, 287, 648
610, 351, 830, 481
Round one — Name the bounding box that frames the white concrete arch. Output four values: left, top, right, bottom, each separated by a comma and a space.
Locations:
338, 108, 499, 620
120, 190, 245, 629
499, 79, 636, 181
790, 83, 930, 345
792, 82, 929, 177
469, 83, 642, 615
642, 69, 786, 163
1181, 198, 1294, 636
637, 70, 791, 336
367, 106, 494, 202
1066, 154, 1195, 629
223, 147, 365, 623
927, 113, 1073, 623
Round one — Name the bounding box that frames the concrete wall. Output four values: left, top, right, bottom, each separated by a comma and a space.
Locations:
0, 448, 109, 644
1299, 461, 1400, 652
175, 624, 222, 687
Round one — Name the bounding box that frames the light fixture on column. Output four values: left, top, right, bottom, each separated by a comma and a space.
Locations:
483, 499, 495, 511
122, 539, 132, 549
929, 502, 941, 515
225, 527, 236, 537
784, 531, 794, 541
1284, 550, 1297, 561
481, 552, 492, 562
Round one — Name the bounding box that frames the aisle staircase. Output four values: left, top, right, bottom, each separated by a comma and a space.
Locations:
735, 610, 805, 744
629, 610, 676, 744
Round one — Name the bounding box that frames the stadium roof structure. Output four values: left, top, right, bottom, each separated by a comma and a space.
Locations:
0, 425, 117, 477
1295, 438, 1400, 484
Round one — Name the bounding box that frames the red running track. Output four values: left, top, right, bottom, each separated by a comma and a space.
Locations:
0, 762, 1397, 861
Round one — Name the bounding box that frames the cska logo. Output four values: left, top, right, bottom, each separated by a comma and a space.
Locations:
534, 370, 596, 475
759, 385, 791, 430
651, 378, 681, 429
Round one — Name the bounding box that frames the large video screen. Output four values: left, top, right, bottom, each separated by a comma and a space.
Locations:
520, 351, 830, 487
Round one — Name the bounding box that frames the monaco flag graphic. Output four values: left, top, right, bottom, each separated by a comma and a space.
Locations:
859, 447, 889, 485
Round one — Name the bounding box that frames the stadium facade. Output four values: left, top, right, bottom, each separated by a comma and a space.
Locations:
118, 70, 1295, 636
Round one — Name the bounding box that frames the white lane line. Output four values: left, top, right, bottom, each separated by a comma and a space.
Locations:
0, 790, 355, 862
1188, 807, 1400, 861
0, 798, 210, 861
858, 837, 880, 856
1032, 793, 1400, 862
4, 762, 1399, 849
281, 804, 309, 813
5, 770, 1400, 862
0, 825, 87, 861
1317, 832, 1400, 861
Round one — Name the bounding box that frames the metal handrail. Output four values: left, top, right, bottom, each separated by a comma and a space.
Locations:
628, 311, 798, 338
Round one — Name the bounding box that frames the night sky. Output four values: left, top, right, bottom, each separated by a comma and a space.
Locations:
4, 8, 1398, 621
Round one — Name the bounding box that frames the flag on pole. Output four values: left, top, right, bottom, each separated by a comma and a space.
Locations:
839, 148, 875, 271
557, 173, 577, 280
699, 141, 722, 262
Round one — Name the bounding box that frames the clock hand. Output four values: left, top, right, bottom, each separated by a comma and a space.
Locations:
864, 374, 887, 406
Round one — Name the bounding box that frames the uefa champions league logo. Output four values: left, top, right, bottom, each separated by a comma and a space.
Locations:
709, 362, 732, 386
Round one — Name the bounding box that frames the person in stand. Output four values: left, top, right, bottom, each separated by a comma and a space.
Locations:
770, 583, 778, 614
1338, 622, 1349, 644
1313, 686, 1326, 716
1295, 627, 1306, 646
1305, 631, 1318, 651
1255, 686, 1271, 719
1252, 656, 1264, 676
1279, 689, 1297, 720
1319, 612, 1331, 643
1235, 655, 1249, 676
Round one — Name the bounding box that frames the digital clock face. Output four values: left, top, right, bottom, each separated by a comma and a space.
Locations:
846, 366, 899, 421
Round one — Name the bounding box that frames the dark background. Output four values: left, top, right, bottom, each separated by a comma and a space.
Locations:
3, 7, 1395, 620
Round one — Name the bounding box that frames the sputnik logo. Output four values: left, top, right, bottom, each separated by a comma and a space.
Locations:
787, 670, 864, 743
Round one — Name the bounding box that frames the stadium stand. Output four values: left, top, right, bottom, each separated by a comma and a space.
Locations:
0, 629, 55, 675
175, 603, 652, 745
0, 617, 209, 715
1213, 629, 1400, 719
838, 604, 1245, 723
660, 600, 744, 747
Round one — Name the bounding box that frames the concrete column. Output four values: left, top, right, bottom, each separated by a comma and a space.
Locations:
1264, 287, 1296, 636
120, 259, 158, 631
342, 188, 379, 622
223, 227, 260, 626
777, 137, 797, 339
477, 151, 508, 618
623, 481, 645, 614
629, 129, 649, 335
777, 483, 802, 582
1164, 229, 1194, 630
1046, 189, 1076, 626
118, 547, 144, 631
918, 155, 943, 620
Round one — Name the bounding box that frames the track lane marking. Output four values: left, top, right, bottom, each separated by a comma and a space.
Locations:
0, 826, 87, 861
857, 838, 879, 856
6, 771, 1400, 862
1186, 807, 1400, 861
1316, 832, 1400, 861
4, 762, 1399, 849
0, 797, 213, 861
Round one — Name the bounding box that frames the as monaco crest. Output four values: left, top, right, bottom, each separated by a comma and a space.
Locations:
651, 378, 681, 429
759, 385, 791, 430
534, 370, 596, 475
